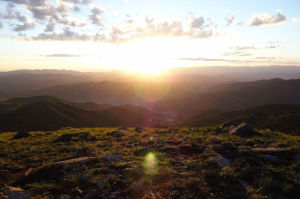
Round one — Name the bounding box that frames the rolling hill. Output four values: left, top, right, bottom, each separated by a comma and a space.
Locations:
185, 104, 300, 135
156, 78, 300, 118
0, 97, 163, 131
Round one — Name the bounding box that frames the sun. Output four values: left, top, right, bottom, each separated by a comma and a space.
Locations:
100, 37, 177, 75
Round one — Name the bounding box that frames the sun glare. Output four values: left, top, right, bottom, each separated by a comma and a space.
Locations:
100, 37, 182, 75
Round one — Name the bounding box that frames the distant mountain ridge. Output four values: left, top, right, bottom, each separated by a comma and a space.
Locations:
185, 104, 300, 135
156, 78, 300, 118
0, 96, 163, 131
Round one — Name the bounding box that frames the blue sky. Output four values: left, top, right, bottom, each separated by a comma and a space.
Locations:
0, 0, 299, 73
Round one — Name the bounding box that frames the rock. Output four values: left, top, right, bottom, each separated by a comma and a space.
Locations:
104, 155, 121, 161
228, 122, 255, 137
13, 131, 31, 140
263, 155, 279, 162
4, 186, 32, 199
53, 157, 94, 167
213, 143, 238, 158
119, 126, 128, 130
107, 131, 125, 138
215, 156, 230, 168
135, 127, 143, 133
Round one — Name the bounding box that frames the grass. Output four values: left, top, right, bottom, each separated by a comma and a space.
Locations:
0, 127, 299, 198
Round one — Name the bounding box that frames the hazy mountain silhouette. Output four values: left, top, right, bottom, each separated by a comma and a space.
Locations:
185, 104, 300, 135
0, 97, 162, 131
156, 78, 300, 118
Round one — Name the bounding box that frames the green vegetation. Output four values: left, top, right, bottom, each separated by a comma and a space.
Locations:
0, 127, 299, 198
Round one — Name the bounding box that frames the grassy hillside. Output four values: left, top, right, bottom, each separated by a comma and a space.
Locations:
0, 98, 163, 131
0, 127, 299, 198
185, 104, 300, 135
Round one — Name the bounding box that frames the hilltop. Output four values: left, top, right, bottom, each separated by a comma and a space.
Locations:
0, 126, 299, 198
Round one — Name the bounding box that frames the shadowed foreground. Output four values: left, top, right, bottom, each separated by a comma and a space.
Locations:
0, 126, 299, 199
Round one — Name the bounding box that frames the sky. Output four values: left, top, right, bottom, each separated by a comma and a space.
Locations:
0, 0, 299, 73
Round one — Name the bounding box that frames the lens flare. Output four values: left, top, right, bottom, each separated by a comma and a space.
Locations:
143, 152, 158, 175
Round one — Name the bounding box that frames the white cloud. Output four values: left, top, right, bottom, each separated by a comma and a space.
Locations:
14, 15, 35, 32
292, 17, 300, 23
89, 5, 105, 26
249, 10, 288, 26
226, 16, 243, 26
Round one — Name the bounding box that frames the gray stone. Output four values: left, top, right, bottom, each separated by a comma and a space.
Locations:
53, 157, 94, 167
215, 156, 230, 167
135, 127, 143, 133
119, 126, 128, 130
13, 131, 31, 140
228, 122, 254, 137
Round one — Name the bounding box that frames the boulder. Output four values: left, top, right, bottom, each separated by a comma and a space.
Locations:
228, 123, 255, 137
13, 131, 31, 140
135, 127, 143, 133
215, 156, 230, 168
213, 143, 238, 158
119, 126, 128, 130
53, 157, 94, 167
4, 187, 32, 199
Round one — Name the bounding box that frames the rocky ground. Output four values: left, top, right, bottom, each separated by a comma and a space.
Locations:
0, 124, 299, 199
